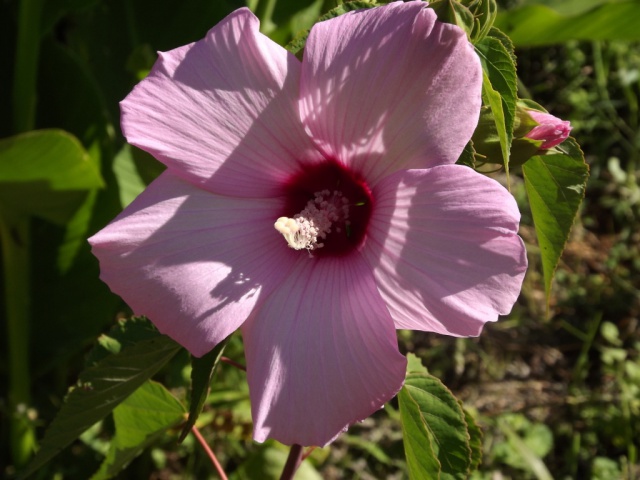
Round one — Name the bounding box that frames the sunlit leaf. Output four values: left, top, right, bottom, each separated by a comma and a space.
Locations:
399, 372, 473, 479
523, 137, 589, 305
481, 71, 510, 181
495, 0, 640, 46
0, 129, 103, 225
476, 31, 517, 168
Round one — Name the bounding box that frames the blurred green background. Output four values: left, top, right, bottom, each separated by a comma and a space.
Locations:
1, 0, 639, 478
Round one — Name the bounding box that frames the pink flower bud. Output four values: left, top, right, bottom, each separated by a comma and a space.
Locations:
525, 110, 572, 149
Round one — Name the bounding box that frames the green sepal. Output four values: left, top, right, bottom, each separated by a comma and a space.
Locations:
428, 0, 475, 37
462, 0, 498, 43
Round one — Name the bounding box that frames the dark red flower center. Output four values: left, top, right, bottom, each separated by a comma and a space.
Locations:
278, 160, 373, 257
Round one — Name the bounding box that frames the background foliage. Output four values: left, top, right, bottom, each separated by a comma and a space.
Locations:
1, 0, 639, 478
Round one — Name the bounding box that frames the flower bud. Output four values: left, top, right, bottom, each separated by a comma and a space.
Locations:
524, 110, 572, 149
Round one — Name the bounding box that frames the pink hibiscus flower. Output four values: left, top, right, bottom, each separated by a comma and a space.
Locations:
89, 1, 527, 447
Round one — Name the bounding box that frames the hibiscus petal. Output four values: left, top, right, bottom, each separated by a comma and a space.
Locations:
299, 1, 482, 184
88, 172, 297, 356
242, 254, 407, 446
364, 166, 527, 336
120, 8, 323, 198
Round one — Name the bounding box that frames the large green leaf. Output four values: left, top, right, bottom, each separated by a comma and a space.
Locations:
495, 0, 640, 46
91, 381, 186, 480
20, 329, 181, 478
0, 129, 103, 225
399, 372, 474, 479
522, 138, 589, 304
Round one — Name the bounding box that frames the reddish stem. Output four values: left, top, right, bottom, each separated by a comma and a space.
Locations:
280, 444, 303, 480
301, 446, 316, 461
220, 356, 246, 371
192, 425, 228, 480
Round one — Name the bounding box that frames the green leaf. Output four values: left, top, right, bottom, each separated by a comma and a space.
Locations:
20, 330, 181, 478
406, 352, 429, 374
456, 141, 477, 168
399, 372, 473, 479
480, 71, 510, 181
497, 419, 553, 480
522, 138, 589, 305
91, 381, 186, 480
398, 384, 441, 477
179, 337, 230, 442
85, 317, 162, 365
495, 0, 640, 46
286, 1, 377, 56
462, 407, 483, 471
476, 32, 517, 162
0, 129, 103, 225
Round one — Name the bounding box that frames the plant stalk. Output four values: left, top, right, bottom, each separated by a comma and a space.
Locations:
1, 212, 34, 466
280, 444, 303, 480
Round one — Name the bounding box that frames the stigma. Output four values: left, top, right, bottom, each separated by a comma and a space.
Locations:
274, 190, 350, 252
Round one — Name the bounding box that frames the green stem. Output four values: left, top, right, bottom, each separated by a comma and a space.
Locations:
9, 0, 43, 465
0, 211, 34, 466
13, 0, 44, 133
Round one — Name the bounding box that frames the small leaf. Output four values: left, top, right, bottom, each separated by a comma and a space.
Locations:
0, 129, 104, 224
406, 352, 429, 374
179, 337, 230, 442
456, 140, 477, 168
522, 138, 589, 305
91, 381, 186, 480
20, 331, 181, 478
399, 372, 474, 479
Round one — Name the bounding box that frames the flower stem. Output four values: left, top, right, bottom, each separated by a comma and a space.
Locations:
220, 356, 246, 371
279, 444, 303, 480
191, 425, 228, 480
12, 0, 44, 133
0, 211, 34, 466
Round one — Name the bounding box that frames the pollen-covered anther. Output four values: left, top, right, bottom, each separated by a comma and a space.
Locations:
274, 190, 350, 251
